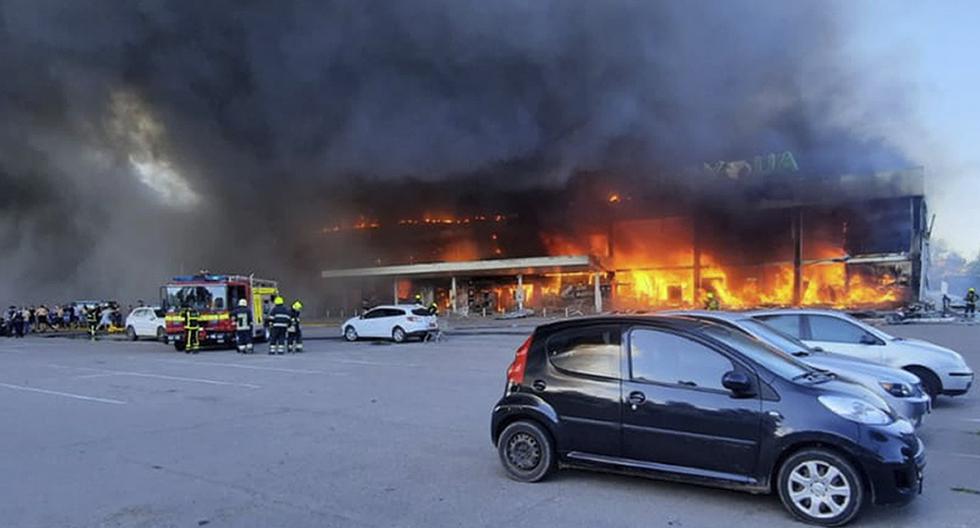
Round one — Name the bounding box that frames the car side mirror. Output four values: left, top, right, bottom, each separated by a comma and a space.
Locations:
859, 334, 879, 345
722, 371, 754, 396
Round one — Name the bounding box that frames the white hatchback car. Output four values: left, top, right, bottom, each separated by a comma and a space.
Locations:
342, 305, 438, 343
125, 307, 167, 342
750, 309, 974, 399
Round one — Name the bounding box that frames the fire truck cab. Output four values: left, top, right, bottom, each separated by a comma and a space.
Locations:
161, 274, 279, 351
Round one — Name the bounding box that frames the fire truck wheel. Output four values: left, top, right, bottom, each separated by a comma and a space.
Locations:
126, 326, 138, 341
174, 340, 186, 352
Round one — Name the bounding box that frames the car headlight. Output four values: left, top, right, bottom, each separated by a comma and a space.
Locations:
818, 395, 893, 425
879, 381, 914, 398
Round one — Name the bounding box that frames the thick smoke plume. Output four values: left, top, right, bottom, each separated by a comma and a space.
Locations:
0, 1, 914, 304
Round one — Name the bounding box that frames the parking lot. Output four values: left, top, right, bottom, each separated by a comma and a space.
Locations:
0, 323, 978, 528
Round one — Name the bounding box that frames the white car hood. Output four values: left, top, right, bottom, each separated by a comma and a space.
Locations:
803, 352, 919, 384
890, 338, 969, 368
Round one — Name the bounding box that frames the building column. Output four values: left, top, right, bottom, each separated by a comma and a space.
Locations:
516, 274, 524, 311
450, 276, 458, 314
594, 272, 603, 313
693, 217, 702, 306
393, 278, 399, 304
792, 209, 803, 306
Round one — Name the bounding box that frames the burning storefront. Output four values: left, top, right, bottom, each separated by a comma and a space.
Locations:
319, 159, 928, 315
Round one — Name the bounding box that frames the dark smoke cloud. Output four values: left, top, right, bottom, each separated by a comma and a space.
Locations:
0, 0, 914, 304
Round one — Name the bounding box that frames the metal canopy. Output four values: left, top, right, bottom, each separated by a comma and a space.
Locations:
321, 255, 599, 279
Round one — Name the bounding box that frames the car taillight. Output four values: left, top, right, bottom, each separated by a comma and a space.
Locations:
507, 335, 533, 386
407, 316, 420, 322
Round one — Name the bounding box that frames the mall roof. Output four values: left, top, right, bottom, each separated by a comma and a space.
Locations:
321, 255, 601, 279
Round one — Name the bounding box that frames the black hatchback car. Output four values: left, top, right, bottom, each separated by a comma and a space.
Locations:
491, 316, 925, 526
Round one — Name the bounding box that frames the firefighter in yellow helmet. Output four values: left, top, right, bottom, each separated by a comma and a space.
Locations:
703, 290, 720, 311
268, 296, 291, 355
287, 299, 304, 353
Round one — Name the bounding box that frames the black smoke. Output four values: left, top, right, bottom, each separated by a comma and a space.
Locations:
0, 1, 914, 304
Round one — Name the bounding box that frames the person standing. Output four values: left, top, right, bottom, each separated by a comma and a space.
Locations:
965, 288, 978, 319
12, 308, 25, 338
85, 306, 99, 340
35, 305, 49, 333
182, 307, 202, 353
268, 296, 291, 355
232, 299, 254, 354
287, 300, 304, 353
703, 291, 720, 311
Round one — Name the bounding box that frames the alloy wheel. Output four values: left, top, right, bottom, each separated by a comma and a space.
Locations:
787, 460, 852, 519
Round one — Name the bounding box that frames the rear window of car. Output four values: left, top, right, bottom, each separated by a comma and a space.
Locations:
411, 308, 431, 316
546, 325, 620, 379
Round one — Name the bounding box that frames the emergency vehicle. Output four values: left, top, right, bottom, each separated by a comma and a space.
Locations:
161, 274, 279, 351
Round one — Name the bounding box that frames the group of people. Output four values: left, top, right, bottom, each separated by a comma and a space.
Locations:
2, 303, 121, 338
178, 295, 303, 355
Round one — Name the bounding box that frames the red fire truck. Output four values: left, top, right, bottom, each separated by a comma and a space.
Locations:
161, 274, 279, 351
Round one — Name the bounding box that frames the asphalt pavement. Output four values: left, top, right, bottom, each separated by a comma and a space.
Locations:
0, 323, 977, 527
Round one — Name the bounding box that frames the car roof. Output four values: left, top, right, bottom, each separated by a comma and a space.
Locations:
662, 310, 751, 323
369, 305, 421, 311
535, 314, 714, 335
746, 308, 848, 317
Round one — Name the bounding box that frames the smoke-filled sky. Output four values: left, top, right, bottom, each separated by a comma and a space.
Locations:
0, 0, 968, 304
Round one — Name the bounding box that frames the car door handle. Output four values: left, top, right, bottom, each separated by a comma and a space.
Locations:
627, 391, 646, 405
532, 380, 547, 392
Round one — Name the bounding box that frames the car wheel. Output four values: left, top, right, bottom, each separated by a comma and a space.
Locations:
391, 326, 406, 343
126, 326, 138, 341
156, 327, 167, 343
344, 326, 358, 342
497, 421, 554, 483
777, 448, 865, 526
905, 366, 941, 400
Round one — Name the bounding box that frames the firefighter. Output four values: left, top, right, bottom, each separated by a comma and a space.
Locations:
85, 305, 99, 340
414, 293, 423, 305
428, 301, 438, 316
182, 306, 202, 353
268, 296, 291, 355
966, 287, 978, 319
287, 299, 304, 353
703, 291, 720, 311
232, 298, 254, 354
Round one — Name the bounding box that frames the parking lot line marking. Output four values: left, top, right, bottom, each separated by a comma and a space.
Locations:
154, 359, 325, 374
951, 453, 980, 460
47, 365, 261, 389
322, 358, 422, 368
0, 381, 126, 405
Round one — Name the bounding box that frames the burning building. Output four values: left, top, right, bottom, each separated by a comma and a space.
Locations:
319, 155, 929, 315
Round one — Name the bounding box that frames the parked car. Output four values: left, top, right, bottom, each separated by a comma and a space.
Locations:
342, 305, 438, 343
749, 309, 974, 399
125, 307, 167, 342
670, 311, 931, 426
491, 316, 924, 526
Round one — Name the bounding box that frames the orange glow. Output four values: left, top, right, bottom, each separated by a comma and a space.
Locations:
607, 193, 621, 203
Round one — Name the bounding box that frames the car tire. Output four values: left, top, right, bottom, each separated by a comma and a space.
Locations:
344, 326, 358, 342
777, 448, 865, 527
497, 420, 555, 483
904, 366, 941, 400
156, 327, 167, 343
391, 326, 406, 343
126, 326, 138, 341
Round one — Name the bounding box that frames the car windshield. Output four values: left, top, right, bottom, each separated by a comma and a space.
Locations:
163, 286, 227, 312
699, 323, 816, 380
739, 319, 815, 356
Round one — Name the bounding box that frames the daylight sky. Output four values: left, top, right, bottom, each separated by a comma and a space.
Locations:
853, 1, 980, 257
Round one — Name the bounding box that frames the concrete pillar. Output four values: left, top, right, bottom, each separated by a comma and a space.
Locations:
450, 276, 458, 314
393, 278, 399, 305
516, 274, 524, 312
693, 217, 702, 306
594, 272, 603, 313
792, 209, 803, 306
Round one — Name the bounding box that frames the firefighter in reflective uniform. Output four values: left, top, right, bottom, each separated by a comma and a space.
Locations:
414, 293, 423, 305
182, 307, 202, 353
287, 300, 304, 353
966, 288, 978, 319
232, 298, 253, 354
85, 306, 99, 340
704, 291, 720, 311
268, 296, 291, 355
